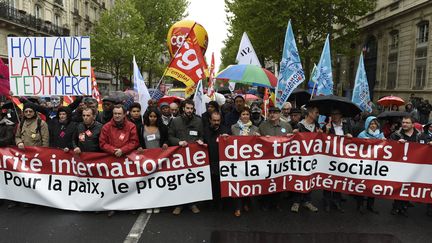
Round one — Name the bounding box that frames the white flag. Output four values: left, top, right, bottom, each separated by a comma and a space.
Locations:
193, 80, 206, 116
236, 32, 261, 66
133, 56, 151, 115
231, 32, 262, 90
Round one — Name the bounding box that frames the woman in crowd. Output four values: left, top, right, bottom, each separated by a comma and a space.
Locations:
356, 116, 385, 214
48, 107, 77, 151
231, 107, 259, 217
140, 107, 168, 214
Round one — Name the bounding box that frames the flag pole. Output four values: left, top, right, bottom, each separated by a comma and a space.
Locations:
151, 23, 197, 99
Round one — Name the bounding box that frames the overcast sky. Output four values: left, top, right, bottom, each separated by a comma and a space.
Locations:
186, 0, 228, 72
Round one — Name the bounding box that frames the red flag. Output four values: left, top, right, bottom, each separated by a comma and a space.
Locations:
166, 27, 208, 97
0, 58, 10, 96
207, 52, 216, 99
91, 68, 103, 111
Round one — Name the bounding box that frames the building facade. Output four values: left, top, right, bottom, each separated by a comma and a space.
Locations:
0, 0, 115, 94
339, 0, 432, 102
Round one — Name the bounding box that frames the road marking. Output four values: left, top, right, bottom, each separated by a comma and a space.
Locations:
124, 212, 151, 243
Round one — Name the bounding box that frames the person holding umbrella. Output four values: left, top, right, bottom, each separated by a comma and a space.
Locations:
322, 109, 353, 213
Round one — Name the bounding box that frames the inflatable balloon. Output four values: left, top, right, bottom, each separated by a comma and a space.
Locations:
167, 20, 208, 57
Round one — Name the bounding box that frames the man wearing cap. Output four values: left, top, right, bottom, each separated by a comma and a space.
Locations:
159, 102, 172, 126
97, 96, 117, 124
258, 106, 292, 211
15, 103, 49, 149
280, 102, 292, 123
250, 103, 264, 127
289, 108, 302, 130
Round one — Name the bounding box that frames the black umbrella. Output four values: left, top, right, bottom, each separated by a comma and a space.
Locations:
306, 95, 362, 117
287, 88, 310, 107
377, 111, 409, 119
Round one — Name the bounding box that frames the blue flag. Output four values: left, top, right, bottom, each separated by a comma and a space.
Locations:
275, 20, 305, 108
352, 53, 372, 113
313, 35, 333, 96
307, 63, 317, 95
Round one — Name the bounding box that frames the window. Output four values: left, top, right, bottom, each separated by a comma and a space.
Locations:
74, 23, 79, 36
93, 7, 97, 20
54, 14, 60, 26
35, 5, 42, 19
389, 30, 399, 50
414, 47, 427, 89
85, 2, 88, 16
387, 53, 397, 89
418, 22, 429, 44
7, 0, 15, 8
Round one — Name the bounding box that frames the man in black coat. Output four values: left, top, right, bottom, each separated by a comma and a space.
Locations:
73, 107, 103, 153
203, 112, 229, 208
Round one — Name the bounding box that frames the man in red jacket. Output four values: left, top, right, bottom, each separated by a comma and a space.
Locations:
100, 104, 139, 157
99, 104, 139, 217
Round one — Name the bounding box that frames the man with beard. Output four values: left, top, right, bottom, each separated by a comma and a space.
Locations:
168, 99, 204, 215
390, 116, 420, 216
203, 112, 229, 209
73, 107, 103, 153
160, 102, 172, 126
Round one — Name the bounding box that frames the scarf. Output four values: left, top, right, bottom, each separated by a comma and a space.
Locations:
237, 120, 253, 136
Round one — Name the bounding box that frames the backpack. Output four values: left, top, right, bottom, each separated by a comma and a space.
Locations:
20, 118, 42, 137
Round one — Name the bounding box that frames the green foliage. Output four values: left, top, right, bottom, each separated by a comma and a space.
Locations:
90, 0, 188, 89
222, 0, 376, 78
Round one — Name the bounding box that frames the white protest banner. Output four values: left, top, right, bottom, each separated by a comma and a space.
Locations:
7, 37, 92, 96
0, 144, 212, 211
219, 134, 432, 203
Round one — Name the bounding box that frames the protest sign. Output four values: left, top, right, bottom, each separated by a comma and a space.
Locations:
219, 134, 432, 203
0, 144, 212, 211
7, 37, 92, 96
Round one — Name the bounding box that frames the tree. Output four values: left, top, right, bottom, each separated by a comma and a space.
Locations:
91, 0, 188, 89
91, 0, 151, 90
222, 0, 376, 81
132, 0, 188, 86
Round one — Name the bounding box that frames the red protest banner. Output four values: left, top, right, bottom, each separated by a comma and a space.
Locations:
0, 144, 212, 211
218, 133, 432, 203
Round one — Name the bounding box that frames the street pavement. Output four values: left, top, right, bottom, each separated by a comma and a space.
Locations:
1, 193, 432, 243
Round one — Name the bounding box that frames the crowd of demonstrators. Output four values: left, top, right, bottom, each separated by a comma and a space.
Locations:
1, 91, 432, 218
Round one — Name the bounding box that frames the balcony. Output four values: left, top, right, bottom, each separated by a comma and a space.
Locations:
54, 0, 63, 6
388, 43, 398, 50
0, 2, 70, 36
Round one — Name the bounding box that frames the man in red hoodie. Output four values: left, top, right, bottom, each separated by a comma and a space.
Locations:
100, 104, 139, 157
